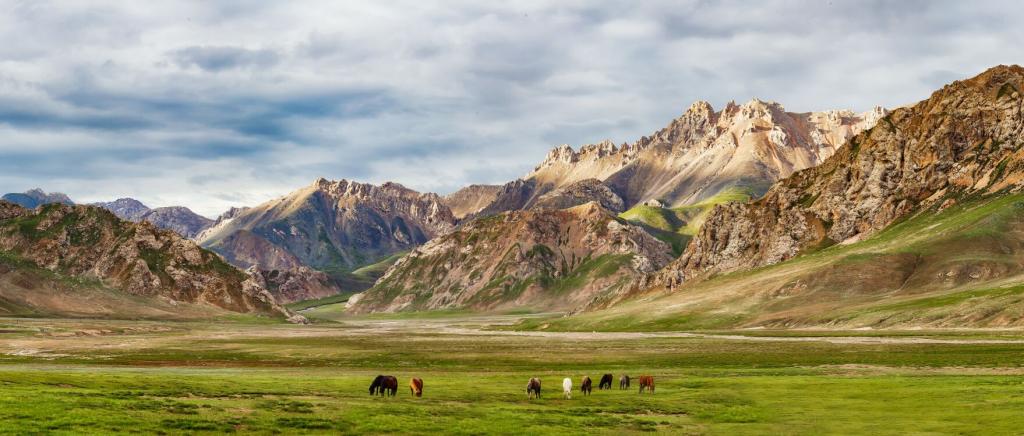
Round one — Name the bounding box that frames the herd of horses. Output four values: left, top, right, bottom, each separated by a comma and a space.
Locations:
368, 374, 653, 399
542, 374, 654, 399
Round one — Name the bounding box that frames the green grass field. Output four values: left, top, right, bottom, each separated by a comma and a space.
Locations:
2, 315, 1024, 434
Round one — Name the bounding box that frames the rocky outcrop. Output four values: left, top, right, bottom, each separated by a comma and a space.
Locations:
348, 202, 673, 313
660, 65, 1024, 288
442, 184, 502, 219
530, 179, 626, 213
2, 189, 74, 209
0, 201, 297, 320
247, 266, 340, 304
198, 178, 458, 278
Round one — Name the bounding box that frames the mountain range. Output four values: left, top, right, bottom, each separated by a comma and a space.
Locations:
3, 65, 1021, 328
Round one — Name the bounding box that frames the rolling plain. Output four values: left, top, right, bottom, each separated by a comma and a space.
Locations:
3, 314, 1024, 435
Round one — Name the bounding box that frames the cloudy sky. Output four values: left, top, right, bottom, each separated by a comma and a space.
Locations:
1, 1, 1022, 216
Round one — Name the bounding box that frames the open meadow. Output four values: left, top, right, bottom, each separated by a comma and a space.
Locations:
1, 314, 1024, 434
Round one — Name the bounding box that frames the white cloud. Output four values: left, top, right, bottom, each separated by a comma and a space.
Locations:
0, 0, 1022, 216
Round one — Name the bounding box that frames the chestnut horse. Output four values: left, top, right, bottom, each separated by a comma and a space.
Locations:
599, 374, 613, 390
580, 376, 592, 396
619, 375, 630, 390
637, 375, 655, 394
527, 378, 542, 399
409, 377, 424, 397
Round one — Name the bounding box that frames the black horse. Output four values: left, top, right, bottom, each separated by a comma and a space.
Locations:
369, 375, 399, 397
599, 374, 614, 390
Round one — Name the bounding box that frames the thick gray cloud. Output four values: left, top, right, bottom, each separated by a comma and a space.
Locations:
0, 0, 1022, 216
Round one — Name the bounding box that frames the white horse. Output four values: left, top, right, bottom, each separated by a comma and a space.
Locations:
562, 377, 573, 399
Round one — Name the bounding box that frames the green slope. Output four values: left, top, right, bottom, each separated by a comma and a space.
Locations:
522, 192, 1024, 331
618, 186, 755, 255
287, 251, 407, 311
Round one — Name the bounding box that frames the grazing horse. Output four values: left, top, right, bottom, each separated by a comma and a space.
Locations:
562, 377, 573, 399
619, 375, 630, 390
599, 374, 613, 390
378, 375, 398, 397
638, 375, 655, 394
409, 377, 424, 398
580, 376, 592, 396
527, 378, 542, 399
369, 375, 385, 395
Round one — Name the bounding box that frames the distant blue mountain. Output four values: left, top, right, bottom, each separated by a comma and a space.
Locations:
1, 188, 74, 209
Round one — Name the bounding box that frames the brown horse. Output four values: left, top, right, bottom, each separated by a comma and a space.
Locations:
379, 375, 398, 397
580, 376, 592, 396
599, 374, 613, 390
409, 377, 424, 397
619, 375, 630, 390
638, 375, 654, 394
527, 378, 542, 399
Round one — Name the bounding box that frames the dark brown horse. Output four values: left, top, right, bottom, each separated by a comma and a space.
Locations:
580, 376, 592, 396
638, 375, 654, 394
619, 375, 630, 390
526, 377, 542, 399
380, 376, 398, 396
409, 377, 424, 397
599, 374, 613, 390
370, 375, 398, 397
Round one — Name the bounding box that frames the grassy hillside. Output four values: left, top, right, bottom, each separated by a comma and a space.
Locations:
618, 186, 755, 255
524, 192, 1024, 331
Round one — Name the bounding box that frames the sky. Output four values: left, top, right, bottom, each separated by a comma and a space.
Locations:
1, 1, 1022, 217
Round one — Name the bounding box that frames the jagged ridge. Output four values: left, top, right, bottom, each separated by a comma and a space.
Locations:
662, 65, 1024, 287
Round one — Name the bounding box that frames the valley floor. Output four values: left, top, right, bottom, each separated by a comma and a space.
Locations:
2, 315, 1024, 434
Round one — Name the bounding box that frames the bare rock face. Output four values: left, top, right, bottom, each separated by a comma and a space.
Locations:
247, 266, 340, 304
198, 178, 458, 276
0, 201, 296, 320
479, 100, 884, 216
474, 179, 540, 217
530, 179, 626, 213
442, 184, 502, 219
348, 202, 673, 314
660, 65, 1024, 288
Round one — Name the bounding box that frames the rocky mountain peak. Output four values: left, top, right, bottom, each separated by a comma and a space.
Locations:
90, 197, 151, 222
139, 206, 214, 239
199, 177, 458, 278
660, 64, 1024, 287
687, 100, 714, 117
